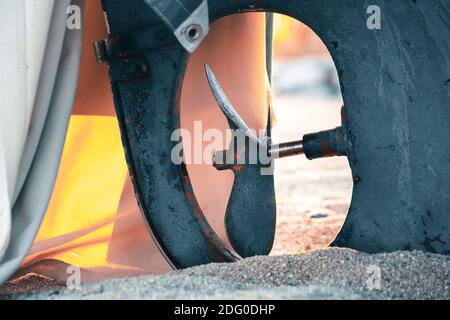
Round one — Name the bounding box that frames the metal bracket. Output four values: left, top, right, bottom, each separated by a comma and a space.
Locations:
93, 24, 179, 81
93, 24, 178, 62
142, 0, 209, 53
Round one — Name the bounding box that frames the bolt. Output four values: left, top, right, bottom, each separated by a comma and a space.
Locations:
123, 59, 148, 79
185, 24, 202, 42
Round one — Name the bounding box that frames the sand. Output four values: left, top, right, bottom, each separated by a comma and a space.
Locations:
4, 248, 450, 300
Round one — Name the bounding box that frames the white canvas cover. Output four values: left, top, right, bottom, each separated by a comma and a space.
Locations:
0, 0, 83, 284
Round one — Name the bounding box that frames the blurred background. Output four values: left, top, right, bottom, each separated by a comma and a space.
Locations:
270, 14, 353, 255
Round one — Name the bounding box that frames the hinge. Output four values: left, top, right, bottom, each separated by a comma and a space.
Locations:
93, 25, 177, 65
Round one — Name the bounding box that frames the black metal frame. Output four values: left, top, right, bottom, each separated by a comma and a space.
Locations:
100, 0, 450, 268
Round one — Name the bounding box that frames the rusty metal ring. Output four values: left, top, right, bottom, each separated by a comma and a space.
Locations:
101, 0, 450, 268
